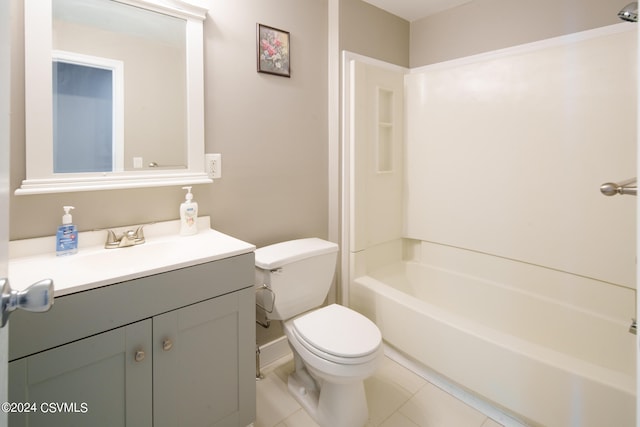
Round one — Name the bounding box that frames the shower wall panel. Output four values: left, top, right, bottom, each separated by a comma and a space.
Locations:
404, 25, 637, 287
350, 60, 405, 253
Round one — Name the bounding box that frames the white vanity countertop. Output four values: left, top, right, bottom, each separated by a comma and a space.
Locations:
8, 217, 256, 297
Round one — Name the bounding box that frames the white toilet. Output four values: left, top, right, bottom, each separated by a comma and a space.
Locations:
255, 238, 383, 427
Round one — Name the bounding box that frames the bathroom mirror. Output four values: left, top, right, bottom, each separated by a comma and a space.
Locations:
18, 0, 210, 194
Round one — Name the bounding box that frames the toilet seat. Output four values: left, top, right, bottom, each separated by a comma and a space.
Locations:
292, 304, 381, 365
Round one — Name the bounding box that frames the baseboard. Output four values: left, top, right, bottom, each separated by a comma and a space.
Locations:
258, 336, 292, 370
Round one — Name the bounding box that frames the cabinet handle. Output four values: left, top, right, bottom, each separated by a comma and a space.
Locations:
162, 339, 173, 352
134, 350, 145, 362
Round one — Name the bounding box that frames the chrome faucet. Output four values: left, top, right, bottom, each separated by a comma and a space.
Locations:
105, 226, 146, 249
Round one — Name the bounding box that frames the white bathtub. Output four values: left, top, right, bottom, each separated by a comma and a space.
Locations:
351, 259, 636, 427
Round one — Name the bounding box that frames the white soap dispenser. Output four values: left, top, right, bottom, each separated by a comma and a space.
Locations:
180, 186, 198, 236
56, 206, 78, 256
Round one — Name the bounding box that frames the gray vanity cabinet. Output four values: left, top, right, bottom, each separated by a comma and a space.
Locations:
153, 290, 253, 427
7, 253, 256, 427
9, 320, 153, 426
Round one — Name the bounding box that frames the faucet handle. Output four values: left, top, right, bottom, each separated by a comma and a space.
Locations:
134, 225, 145, 241
105, 229, 118, 245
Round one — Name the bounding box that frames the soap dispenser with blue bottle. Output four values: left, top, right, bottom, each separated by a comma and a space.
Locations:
56, 206, 78, 256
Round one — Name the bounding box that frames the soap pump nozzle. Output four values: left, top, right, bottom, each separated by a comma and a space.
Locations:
62, 206, 75, 225
182, 186, 193, 202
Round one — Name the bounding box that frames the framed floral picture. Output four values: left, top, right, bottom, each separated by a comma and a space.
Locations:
257, 24, 290, 77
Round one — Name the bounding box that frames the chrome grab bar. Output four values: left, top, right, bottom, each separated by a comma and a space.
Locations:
600, 177, 637, 197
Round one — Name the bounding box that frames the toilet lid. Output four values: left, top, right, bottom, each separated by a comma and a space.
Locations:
292, 304, 381, 359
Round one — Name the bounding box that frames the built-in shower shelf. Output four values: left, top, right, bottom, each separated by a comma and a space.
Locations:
377, 88, 394, 173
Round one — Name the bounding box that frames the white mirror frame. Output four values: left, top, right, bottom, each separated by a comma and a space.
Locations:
17, 0, 211, 195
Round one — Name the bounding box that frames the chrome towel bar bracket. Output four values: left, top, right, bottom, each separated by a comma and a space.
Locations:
600, 177, 637, 197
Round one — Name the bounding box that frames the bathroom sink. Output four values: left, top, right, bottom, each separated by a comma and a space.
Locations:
8, 217, 255, 296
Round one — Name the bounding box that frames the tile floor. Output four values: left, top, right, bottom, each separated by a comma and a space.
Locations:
255, 354, 505, 427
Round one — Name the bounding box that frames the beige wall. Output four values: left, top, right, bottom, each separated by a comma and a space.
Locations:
203, 0, 328, 248
337, 0, 618, 70
10, 0, 328, 249
339, 0, 410, 67
410, 0, 621, 67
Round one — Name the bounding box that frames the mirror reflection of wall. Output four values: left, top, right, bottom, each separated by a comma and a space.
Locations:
53, 52, 123, 173
52, 0, 187, 171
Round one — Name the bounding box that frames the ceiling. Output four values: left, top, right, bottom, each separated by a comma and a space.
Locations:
362, 0, 474, 22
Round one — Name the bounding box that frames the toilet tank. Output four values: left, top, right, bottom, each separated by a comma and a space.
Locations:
255, 238, 338, 321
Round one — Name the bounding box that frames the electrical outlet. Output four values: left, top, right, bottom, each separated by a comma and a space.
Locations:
205, 153, 221, 179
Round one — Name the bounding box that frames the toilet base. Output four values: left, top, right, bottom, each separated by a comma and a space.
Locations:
287, 366, 369, 427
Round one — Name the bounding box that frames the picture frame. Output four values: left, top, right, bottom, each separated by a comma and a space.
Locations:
257, 24, 290, 77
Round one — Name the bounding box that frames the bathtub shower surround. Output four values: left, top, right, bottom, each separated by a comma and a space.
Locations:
344, 23, 637, 427
403, 25, 636, 288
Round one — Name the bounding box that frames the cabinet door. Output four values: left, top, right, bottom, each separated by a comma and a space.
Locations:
153, 288, 255, 427
8, 320, 152, 427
